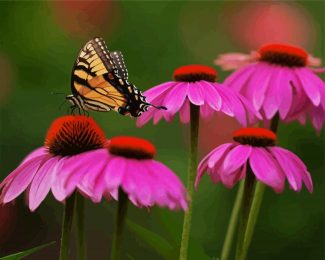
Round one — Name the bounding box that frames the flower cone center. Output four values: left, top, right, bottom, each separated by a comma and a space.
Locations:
108, 136, 156, 159
258, 44, 307, 67
45, 115, 106, 156
233, 128, 276, 147
173, 64, 217, 82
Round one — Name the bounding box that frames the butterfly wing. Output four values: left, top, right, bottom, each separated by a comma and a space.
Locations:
71, 37, 152, 116
110, 51, 129, 79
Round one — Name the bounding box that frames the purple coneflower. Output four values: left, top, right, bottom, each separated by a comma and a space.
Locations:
196, 127, 312, 193
80, 136, 187, 260
215, 43, 325, 131
0, 115, 107, 211
136, 64, 260, 260
137, 64, 260, 127
0, 115, 108, 260
82, 136, 188, 210
196, 127, 313, 260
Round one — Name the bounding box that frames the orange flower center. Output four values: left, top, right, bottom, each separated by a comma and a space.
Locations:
173, 64, 217, 82
258, 43, 308, 67
45, 115, 106, 156
233, 128, 276, 147
108, 136, 156, 159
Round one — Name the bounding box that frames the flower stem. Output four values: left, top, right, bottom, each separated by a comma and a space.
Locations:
235, 167, 256, 260
240, 182, 265, 259
179, 104, 200, 260
60, 193, 76, 260
235, 114, 280, 260
220, 180, 245, 260
75, 193, 86, 260
111, 189, 129, 260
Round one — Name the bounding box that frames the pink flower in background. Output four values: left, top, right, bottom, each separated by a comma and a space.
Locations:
81, 136, 188, 210
137, 65, 260, 127
215, 43, 325, 130
0, 115, 108, 211
221, 2, 317, 50
195, 128, 313, 193
51, 1, 120, 37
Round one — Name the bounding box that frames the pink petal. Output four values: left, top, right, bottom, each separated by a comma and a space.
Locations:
187, 82, 204, 106
147, 160, 187, 210
163, 82, 188, 114
20, 147, 48, 165
220, 165, 246, 189
200, 81, 222, 110
222, 145, 251, 174
179, 98, 190, 124
28, 157, 59, 211
221, 87, 248, 126
277, 68, 293, 119
136, 107, 157, 127
270, 147, 313, 193
2, 155, 50, 203
310, 106, 325, 132
214, 52, 258, 71
51, 150, 106, 201
262, 66, 282, 119
78, 157, 109, 202
200, 104, 214, 119
127, 161, 153, 206
248, 63, 272, 111
143, 82, 176, 101
224, 63, 257, 92
249, 147, 285, 193
208, 143, 234, 168
295, 68, 321, 106
196, 149, 217, 188
104, 156, 127, 191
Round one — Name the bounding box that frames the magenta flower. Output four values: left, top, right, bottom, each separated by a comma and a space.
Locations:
136, 64, 260, 127
215, 43, 325, 130
0, 115, 108, 211
195, 128, 313, 193
81, 136, 188, 210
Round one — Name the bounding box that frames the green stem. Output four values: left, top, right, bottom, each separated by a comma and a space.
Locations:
60, 193, 76, 260
235, 114, 280, 260
179, 104, 200, 260
240, 182, 265, 259
235, 167, 256, 260
220, 181, 245, 260
111, 189, 129, 260
75, 193, 86, 260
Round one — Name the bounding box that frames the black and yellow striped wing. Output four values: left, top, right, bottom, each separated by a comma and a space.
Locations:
70, 37, 150, 116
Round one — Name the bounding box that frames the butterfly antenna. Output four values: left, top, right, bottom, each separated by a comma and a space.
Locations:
147, 103, 167, 110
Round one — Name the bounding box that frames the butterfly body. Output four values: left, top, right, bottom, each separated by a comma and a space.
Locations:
67, 37, 163, 117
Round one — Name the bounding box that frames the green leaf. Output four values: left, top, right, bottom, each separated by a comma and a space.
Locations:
125, 218, 174, 259
0, 241, 55, 260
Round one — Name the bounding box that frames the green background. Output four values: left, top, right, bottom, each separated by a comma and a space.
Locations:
0, 1, 323, 259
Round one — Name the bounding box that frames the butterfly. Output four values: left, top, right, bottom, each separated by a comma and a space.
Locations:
66, 37, 165, 117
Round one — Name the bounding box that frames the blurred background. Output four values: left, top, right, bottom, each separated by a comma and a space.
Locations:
0, 1, 323, 259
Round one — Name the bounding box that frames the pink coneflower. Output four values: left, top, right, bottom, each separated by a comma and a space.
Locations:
215, 43, 325, 130
136, 64, 260, 127
0, 115, 107, 211
196, 128, 313, 193
81, 136, 187, 210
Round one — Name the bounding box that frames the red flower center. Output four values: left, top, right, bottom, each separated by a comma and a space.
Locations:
233, 128, 276, 147
173, 64, 217, 82
108, 136, 156, 159
45, 115, 107, 156
258, 43, 308, 67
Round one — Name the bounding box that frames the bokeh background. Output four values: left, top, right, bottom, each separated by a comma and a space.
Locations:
0, 1, 324, 259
